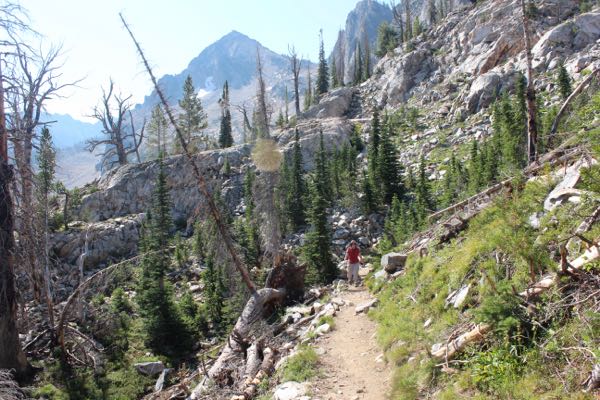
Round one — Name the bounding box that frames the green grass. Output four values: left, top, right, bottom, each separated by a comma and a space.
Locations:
370, 175, 600, 399
279, 345, 320, 382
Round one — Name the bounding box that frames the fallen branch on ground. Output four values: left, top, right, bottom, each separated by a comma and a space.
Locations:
431, 238, 600, 361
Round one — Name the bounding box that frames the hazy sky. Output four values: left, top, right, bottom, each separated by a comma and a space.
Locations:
19, 0, 360, 122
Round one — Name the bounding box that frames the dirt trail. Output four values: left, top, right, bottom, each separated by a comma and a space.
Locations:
311, 286, 391, 400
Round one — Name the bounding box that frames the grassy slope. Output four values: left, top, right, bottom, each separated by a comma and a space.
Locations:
369, 96, 600, 398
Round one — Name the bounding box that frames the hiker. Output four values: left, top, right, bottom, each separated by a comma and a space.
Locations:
345, 240, 364, 286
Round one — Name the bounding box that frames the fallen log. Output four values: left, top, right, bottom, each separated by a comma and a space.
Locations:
431, 238, 600, 361
431, 324, 492, 361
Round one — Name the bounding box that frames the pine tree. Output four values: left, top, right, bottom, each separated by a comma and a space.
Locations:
303, 134, 336, 284
368, 109, 381, 187
276, 110, 286, 128
377, 120, 404, 204
315, 131, 333, 205
218, 81, 234, 148
148, 104, 169, 157
415, 155, 434, 223
467, 139, 483, 192
353, 43, 363, 85
202, 254, 226, 333
412, 16, 423, 37
240, 169, 260, 267
361, 170, 376, 214
331, 55, 339, 88
556, 62, 572, 100
303, 68, 313, 111
137, 155, 192, 355
288, 129, 306, 230
176, 75, 208, 153
316, 29, 329, 96
376, 22, 398, 57
36, 127, 56, 331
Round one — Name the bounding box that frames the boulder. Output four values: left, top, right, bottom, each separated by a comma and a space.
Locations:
273, 381, 310, 400
381, 252, 408, 273
303, 87, 356, 119
134, 361, 165, 377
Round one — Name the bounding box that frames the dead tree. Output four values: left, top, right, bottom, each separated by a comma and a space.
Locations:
390, 1, 405, 46
288, 45, 302, 116
0, 52, 31, 379
85, 79, 144, 170
234, 102, 254, 143
255, 47, 269, 139
4, 43, 72, 302
520, 0, 538, 163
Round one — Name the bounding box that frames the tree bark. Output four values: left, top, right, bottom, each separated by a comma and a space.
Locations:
0, 56, 30, 379
521, 0, 538, 163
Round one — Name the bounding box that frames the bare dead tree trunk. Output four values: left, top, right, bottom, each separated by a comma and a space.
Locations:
119, 13, 256, 294
288, 45, 302, 117
0, 54, 31, 379
521, 0, 538, 163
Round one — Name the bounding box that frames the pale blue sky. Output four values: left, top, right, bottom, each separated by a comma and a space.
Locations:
20, 0, 361, 121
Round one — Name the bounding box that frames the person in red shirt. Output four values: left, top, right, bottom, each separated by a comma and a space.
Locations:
345, 240, 364, 286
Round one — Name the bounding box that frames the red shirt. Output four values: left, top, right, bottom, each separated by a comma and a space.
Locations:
346, 246, 361, 264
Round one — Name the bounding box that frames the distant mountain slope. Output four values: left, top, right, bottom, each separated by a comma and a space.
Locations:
44, 113, 102, 149
134, 30, 316, 142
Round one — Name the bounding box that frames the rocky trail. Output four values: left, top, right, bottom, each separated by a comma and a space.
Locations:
310, 284, 390, 400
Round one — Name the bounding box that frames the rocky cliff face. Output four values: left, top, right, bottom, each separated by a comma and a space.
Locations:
330, 0, 393, 84
363, 0, 598, 113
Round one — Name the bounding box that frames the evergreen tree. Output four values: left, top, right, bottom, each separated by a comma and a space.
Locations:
556, 62, 572, 100
176, 75, 208, 153
412, 16, 423, 37
288, 129, 306, 230
377, 120, 404, 204
218, 81, 234, 148
303, 133, 336, 284
331, 55, 339, 88
415, 155, 434, 224
314, 131, 333, 205
147, 104, 169, 157
202, 254, 226, 333
276, 110, 286, 128
376, 21, 398, 57
303, 68, 313, 111
368, 109, 381, 187
468, 139, 483, 192
361, 170, 376, 214
316, 29, 329, 96
136, 155, 192, 356
353, 43, 364, 85
240, 169, 261, 267
36, 127, 56, 330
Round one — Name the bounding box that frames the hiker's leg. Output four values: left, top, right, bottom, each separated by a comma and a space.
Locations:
346, 262, 353, 283
352, 263, 360, 284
